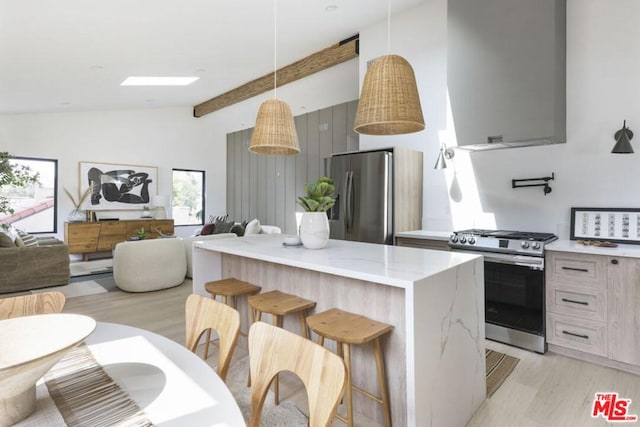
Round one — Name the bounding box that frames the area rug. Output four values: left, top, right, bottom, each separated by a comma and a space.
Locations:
69, 259, 113, 279
486, 349, 519, 397
225, 354, 308, 426
31, 277, 118, 299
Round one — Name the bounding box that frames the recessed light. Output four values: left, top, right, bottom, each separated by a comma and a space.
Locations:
195, 68, 207, 73
90, 65, 104, 70
325, 5, 338, 12
120, 76, 200, 86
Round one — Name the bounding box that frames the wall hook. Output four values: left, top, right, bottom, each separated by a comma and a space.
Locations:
512, 173, 555, 195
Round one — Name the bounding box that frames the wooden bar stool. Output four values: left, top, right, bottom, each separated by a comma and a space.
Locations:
203, 278, 261, 359
306, 308, 393, 427
248, 290, 316, 405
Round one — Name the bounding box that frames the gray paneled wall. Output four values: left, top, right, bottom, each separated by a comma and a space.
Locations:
226, 99, 359, 234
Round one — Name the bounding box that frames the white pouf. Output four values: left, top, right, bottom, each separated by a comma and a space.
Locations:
113, 238, 186, 292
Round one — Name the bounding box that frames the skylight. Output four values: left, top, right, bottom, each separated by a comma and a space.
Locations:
120, 77, 200, 86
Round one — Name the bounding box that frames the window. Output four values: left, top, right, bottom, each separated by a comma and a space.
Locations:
172, 169, 205, 226
0, 156, 58, 233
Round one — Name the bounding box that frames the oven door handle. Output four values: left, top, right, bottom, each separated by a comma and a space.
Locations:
454, 250, 544, 269
484, 256, 544, 270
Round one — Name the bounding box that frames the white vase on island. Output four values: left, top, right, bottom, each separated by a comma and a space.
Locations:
299, 212, 330, 249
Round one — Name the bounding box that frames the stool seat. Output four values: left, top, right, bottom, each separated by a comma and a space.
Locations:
202, 278, 261, 360
307, 308, 393, 427
306, 308, 393, 344
248, 290, 315, 316
205, 278, 261, 298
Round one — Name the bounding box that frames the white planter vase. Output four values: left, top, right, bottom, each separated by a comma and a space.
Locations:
299, 212, 330, 249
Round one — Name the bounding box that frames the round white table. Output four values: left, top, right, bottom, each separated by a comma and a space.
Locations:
18, 322, 246, 427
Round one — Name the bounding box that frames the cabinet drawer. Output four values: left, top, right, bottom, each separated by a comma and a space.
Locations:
546, 284, 606, 321
99, 222, 127, 235
546, 251, 606, 289
96, 235, 124, 251
547, 313, 607, 357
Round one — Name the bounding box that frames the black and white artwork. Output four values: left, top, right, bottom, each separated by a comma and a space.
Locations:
79, 162, 157, 210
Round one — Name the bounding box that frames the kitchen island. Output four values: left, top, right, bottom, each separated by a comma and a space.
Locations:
192, 234, 485, 426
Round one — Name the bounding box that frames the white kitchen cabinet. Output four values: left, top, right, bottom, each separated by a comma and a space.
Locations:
546, 249, 640, 371
607, 256, 640, 365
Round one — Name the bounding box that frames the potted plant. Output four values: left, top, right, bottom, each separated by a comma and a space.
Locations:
63, 186, 91, 222
297, 177, 336, 249
132, 227, 148, 240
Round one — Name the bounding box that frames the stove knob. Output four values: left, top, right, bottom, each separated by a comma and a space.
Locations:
460, 236, 467, 244
450, 235, 458, 243
521, 241, 530, 249
532, 242, 541, 250
468, 237, 476, 245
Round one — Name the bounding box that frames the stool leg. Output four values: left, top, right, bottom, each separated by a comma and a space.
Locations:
298, 311, 308, 338
373, 338, 392, 427
203, 293, 218, 360
343, 342, 354, 427
273, 314, 282, 406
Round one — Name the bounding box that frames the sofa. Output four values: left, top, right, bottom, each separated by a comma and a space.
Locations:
180, 233, 238, 278
0, 235, 70, 293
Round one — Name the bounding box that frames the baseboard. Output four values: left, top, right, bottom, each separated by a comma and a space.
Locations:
548, 344, 640, 376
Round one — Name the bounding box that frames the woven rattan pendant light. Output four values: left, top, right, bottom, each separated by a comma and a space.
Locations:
249, 0, 300, 156
354, 1, 425, 135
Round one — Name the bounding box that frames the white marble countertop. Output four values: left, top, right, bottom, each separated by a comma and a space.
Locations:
547, 239, 640, 258
194, 234, 479, 288
395, 230, 453, 241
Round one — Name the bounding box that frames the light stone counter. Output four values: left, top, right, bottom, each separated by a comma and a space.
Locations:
193, 234, 485, 427
547, 239, 640, 258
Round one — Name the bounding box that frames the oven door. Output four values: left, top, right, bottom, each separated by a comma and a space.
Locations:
451, 249, 547, 353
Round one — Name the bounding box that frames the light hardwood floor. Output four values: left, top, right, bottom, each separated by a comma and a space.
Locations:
63, 281, 640, 427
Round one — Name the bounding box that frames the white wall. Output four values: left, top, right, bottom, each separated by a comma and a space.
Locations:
0, 58, 358, 239
360, 0, 640, 238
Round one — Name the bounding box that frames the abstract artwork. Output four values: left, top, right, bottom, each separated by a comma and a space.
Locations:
79, 162, 157, 210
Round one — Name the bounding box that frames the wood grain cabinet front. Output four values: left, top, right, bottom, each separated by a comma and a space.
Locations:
65, 219, 174, 259
394, 236, 450, 251
607, 256, 640, 366
546, 250, 640, 371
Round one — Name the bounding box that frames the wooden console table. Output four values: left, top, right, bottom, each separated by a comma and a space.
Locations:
64, 219, 174, 259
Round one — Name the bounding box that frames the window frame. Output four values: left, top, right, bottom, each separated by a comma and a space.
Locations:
1, 156, 58, 234
171, 168, 206, 227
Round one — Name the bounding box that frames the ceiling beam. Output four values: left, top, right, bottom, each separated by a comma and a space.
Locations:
193, 35, 359, 118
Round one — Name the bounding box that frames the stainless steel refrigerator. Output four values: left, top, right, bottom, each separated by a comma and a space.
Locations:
324, 150, 393, 244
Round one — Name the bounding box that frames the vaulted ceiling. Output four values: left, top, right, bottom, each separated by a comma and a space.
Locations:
0, 0, 425, 115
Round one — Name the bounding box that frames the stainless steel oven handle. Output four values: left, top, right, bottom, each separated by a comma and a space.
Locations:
451, 249, 544, 269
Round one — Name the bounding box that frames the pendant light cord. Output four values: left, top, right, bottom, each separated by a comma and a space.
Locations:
274, 0, 277, 98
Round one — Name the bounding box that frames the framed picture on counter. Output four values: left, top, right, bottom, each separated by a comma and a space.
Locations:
570, 207, 640, 245
79, 161, 157, 210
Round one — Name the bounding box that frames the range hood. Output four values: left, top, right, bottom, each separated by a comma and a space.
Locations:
448, 0, 566, 153
456, 136, 562, 152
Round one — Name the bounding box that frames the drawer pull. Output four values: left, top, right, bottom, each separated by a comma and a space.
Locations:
562, 330, 589, 340
561, 266, 589, 273
561, 298, 589, 306
611, 259, 619, 265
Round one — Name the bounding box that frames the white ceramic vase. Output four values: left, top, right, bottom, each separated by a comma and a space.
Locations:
299, 212, 330, 249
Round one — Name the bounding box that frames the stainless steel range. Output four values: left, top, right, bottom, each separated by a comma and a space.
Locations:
449, 229, 558, 353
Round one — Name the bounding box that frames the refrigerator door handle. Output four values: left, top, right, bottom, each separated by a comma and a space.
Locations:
348, 171, 355, 231
344, 171, 352, 233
